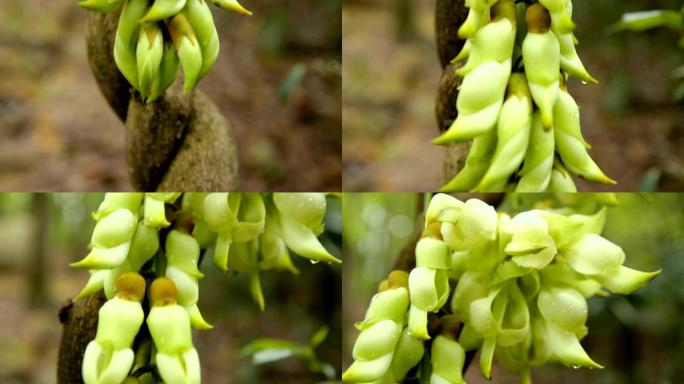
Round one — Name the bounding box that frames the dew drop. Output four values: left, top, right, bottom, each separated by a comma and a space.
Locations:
310, 259, 320, 265
572, 365, 580, 370
581, 81, 587, 85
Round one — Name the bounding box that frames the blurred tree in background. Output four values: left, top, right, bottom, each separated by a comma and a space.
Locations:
342, 193, 684, 383
0, 193, 341, 383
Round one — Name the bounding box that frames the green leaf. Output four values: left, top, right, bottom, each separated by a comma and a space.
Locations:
612, 10, 684, 32
309, 326, 330, 347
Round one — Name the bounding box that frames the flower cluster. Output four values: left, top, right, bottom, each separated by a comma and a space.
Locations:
343, 194, 660, 383
436, 0, 614, 192
79, 0, 250, 101
72, 192, 339, 384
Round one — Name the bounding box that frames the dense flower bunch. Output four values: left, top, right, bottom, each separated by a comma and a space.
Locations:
72, 192, 339, 384
343, 194, 660, 384
436, 0, 615, 192
79, 0, 250, 101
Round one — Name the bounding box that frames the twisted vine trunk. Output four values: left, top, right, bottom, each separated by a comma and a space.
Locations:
435, 0, 470, 184
57, 293, 106, 384
86, 11, 238, 191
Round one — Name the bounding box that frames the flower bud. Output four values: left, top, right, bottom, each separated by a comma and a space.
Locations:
94, 193, 144, 220
274, 195, 341, 264
557, 32, 597, 83
542, 320, 602, 369
554, 89, 615, 185
143, 193, 180, 228
184, 0, 221, 78
259, 219, 299, 274
136, 23, 164, 101
476, 74, 533, 192
141, 0, 187, 23
595, 266, 661, 295
415, 238, 450, 269
425, 193, 464, 225
538, 0, 576, 34
71, 208, 137, 270
430, 335, 466, 384
353, 320, 401, 361
537, 286, 587, 335
451, 271, 491, 320
232, 193, 266, 242
458, 0, 498, 38
564, 233, 625, 276
441, 199, 498, 251
356, 286, 409, 330
165, 230, 211, 329
434, 60, 511, 144
82, 273, 145, 384
504, 211, 557, 269
203, 193, 239, 270
343, 287, 406, 382
516, 112, 555, 192
523, 5, 560, 128
147, 277, 201, 384
169, 13, 203, 92
452, 39, 471, 63
79, 0, 125, 13
384, 328, 424, 382
149, 41, 180, 101
456, 3, 516, 77
114, 0, 149, 90
273, 193, 327, 233
407, 266, 449, 340
439, 130, 497, 192
209, 0, 252, 15
547, 162, 578, 192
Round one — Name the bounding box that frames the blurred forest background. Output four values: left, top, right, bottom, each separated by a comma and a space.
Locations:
0, 0, 341, 191
342, 193, 684, 383
342, 0, 684, 192
0, 193, 342, 383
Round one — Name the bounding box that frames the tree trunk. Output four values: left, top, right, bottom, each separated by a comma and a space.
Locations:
85, 11, 238, 191
435, 0, 470, 184
57, 293, 106, 384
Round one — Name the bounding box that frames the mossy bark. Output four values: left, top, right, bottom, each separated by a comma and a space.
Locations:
85, 11, 238, 191
435, 0, 470, 184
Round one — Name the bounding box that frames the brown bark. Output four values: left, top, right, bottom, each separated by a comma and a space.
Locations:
85, 11, 238, 191
57, 293, 106, 384
435, 0, 470, 184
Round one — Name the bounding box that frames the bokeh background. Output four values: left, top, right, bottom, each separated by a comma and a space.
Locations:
343, 193, 684, 383
0, 0, 341, 191
0, 193, 342, 383
342, 0, 684, 192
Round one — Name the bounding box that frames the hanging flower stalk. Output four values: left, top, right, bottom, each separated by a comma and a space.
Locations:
437, 0, 615, 192
343, 193, 660, 383
79, 0, 251, 102
71, 192, 340, 384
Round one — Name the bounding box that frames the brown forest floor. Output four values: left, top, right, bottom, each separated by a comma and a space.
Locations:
0, 0, 341, 191
342, 0, 684, 192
